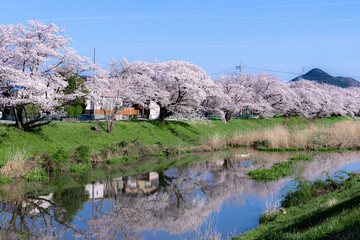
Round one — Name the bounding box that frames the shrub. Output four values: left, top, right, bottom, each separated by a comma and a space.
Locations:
0, 174, 12, 183
253, 139, 269, 148
152, 152, 167, 157
66, 105, 83, 115
69, 163, 90, 173
24, 169, 49, 182
247, 154, 313, 182
75, 105, 84, 115
259, 211, 278, 224
256, 146, 268, 151
286, 147, 305, 152
74, 145, 91, 163
51, 149, 70, 164
281, 172, 345, 208
104, 155, 139, 164
289, 154, 312, 162
281, 177, 314, 207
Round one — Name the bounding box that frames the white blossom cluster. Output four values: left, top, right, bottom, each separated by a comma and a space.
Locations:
1, 21, 359, 131
90, 59, 360, 123
0, 21, 89, 130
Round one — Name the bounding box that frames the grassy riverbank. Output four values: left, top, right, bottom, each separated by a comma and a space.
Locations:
0, 116, 356, 181
0, 118, 284, 159
235, 171, 360, 240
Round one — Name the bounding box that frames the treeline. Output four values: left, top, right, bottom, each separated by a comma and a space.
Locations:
1, 21, 359, 133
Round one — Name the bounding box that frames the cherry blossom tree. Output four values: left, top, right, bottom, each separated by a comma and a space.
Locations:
0, 21, 89, 130
240, 73, 293, 118
346, 87, 360, 116
213, 74, 255, 122
214, 73, 296, 120
214, 72, 360, 119
289, 80, 334, 118
88, 66, 122, 134
110, 59, 213, 123
318, 84, 360, 117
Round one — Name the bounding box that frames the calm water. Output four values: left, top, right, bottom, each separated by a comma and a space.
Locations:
1, 150, 360, 240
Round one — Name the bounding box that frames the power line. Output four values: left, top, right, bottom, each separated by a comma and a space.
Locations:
242, 66, 302, 75
210, 65, 302, 76
210, 64, 360, 80
209, 67, 236, 75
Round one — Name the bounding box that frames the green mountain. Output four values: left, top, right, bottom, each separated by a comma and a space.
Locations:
290, 68, 360, 88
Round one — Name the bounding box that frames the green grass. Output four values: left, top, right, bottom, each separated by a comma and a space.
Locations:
288, 154, 312, 162
247, 154, 313, 182
15, 150, 233, 201
259, 211, 278, 224
104, 155, 139, 164
0, 175, 12, 183
281, 171, 345, 208
235, 172, 360, 240
258, 145, 357, 153
0, 118, 288, 162
0, 117, 350, 163
24, 169, 49, 182
0, 117, 352, 182
68, 163, 90, 173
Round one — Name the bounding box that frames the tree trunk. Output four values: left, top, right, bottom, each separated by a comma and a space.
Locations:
225, 111, 232, 122
14, 105, 25, 130
158, 106, 172, 124
104, 110, 113, 134
104, 107, 118, 134
13, 105, 59, 131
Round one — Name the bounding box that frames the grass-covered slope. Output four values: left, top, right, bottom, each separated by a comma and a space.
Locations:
235, 173, 360, 240
0, 118, 286, 160
0, 116, 354, 165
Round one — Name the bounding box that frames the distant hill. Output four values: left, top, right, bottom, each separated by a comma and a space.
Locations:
290, 68, 360, 88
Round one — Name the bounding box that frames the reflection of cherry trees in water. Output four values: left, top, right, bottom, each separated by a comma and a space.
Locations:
1, 151, 360, 239
83, 152, 360, 238
82, 157, 287, 238
0, 185, 89, 239
1, 194, 71, 239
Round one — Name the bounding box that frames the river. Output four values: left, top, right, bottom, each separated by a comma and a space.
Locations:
1, 149, 360, 239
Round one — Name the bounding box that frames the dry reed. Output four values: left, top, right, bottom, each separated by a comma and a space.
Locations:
0, 146, 34, 179
206, 132, 227, 149
185, 213, 223, 240
226, 121, 360, 148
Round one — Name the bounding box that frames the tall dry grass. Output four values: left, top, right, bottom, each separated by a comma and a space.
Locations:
184, 213, 223, 240
0, 146, 34, 179
206, 120, 360, 149
262, 196, 280, 215
206, 132, 227, 149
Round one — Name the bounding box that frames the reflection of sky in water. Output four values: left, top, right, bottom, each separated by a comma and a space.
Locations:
1, 150, 360, 240
140, 196, 265, 240
140, 152, 360, 239
339, 160, 360, 173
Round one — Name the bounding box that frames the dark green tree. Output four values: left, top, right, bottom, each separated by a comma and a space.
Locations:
63, 74, 89, 115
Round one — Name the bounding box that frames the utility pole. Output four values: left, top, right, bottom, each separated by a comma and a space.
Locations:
92, 46, 96, 117
236, 62, 242, 76
94, 46, 96, 64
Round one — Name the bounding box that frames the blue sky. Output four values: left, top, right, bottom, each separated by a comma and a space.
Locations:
1, 0, 360, 81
